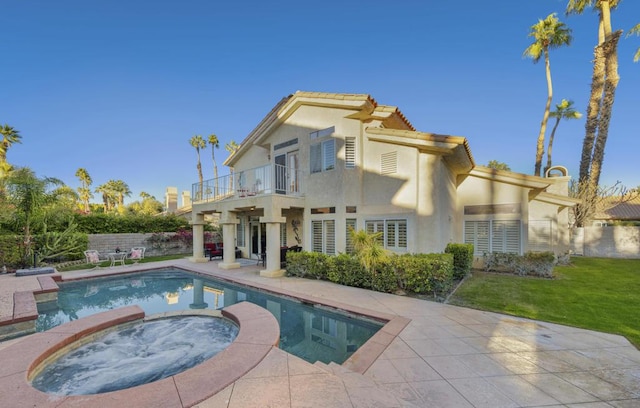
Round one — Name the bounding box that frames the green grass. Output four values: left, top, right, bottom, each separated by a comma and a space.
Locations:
57, 254, 189, 272
448, 257, 640, 348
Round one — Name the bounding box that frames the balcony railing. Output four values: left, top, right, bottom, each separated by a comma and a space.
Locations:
192, 164, 304, 203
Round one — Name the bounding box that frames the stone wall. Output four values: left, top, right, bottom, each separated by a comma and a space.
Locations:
88, 233, 192, 258
571, 226, 640, 258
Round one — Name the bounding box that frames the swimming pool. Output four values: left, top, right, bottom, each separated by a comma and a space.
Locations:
37, 269, 383, 364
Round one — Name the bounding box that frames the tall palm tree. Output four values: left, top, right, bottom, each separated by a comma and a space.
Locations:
95, 182, 117, 212
544, 99, 582, 175
109, 179, 131, 209
190, 135, 206, 199
208, 134, 220, 195
567, 0, 622, 225
225, 140, 240, 193
524, 13, 573, 176
0, 124, 22, 179
75, 168, 93, 213
628, 23, 640, 62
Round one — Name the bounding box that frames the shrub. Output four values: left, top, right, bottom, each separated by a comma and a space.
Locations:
444, 243, 474, 279
484, 251, 556, 278
393, 253, 454, 296
285, 251, 330, 280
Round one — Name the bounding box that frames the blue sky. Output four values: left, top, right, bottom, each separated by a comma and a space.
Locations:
2, 1, 639, 205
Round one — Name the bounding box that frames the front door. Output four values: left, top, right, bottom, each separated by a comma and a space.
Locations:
250, 222, 266, 255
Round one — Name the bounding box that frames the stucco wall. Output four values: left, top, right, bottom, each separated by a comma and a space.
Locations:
572, 226, 640, 258
88, 233, 191, 258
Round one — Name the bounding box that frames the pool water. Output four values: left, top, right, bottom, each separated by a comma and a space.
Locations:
31, 315, 238, 395
37, 269, 383, 364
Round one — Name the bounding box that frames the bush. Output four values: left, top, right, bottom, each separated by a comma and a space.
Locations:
484, 251, 556, 278
73, 213, 191, 234
444, 243, 474, 279
287, 251, 455, 299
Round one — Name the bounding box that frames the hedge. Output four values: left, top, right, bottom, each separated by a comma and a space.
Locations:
286, 251, 454, 298
444, 243, 474, 279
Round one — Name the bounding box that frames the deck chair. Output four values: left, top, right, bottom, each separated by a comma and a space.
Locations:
84, 250, 104, 269
129, 247, 145, 264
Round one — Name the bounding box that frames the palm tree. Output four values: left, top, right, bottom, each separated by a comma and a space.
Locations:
567, 0, 622, 225
75, 168, 93, 213
208, 134, 220, 195
544, 99, 582, 175
95, 182, 117, 212
524, 13, 573, 176
190, 135, 206, 199
5, 167, 63, 264
0, 124, 22, 179
109, 179, 131, 209
628, 23, 640, 62
349, 229, 389, 289
225, 140, 239, 193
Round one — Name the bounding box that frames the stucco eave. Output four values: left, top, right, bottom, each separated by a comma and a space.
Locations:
532, 191, 581, 207
470, 167, 551, 189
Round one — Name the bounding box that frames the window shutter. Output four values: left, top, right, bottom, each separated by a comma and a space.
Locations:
312, 221, 323, 252
325, 220, 335, 255
345, 137, 355, 169
323, 140, 335, 170
345, 218, 356, 253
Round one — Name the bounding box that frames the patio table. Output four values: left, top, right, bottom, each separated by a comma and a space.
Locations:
107, 252, 127, 267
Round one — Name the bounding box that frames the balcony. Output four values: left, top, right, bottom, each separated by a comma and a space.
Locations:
192, 164, 304, 203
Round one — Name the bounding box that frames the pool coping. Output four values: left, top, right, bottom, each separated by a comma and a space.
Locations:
0, 301, 279, 408
4, 263, 410, 374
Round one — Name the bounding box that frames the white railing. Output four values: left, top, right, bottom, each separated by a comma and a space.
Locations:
192, 164, 304, 202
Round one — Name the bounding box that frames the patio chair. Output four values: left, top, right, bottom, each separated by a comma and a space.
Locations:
129, 247, 145, 264
84, 250, 104, 269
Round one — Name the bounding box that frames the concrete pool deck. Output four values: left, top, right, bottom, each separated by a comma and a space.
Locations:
1, 259, 639, 407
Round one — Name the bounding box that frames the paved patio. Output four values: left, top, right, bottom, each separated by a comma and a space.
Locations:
1, 259, 639, 407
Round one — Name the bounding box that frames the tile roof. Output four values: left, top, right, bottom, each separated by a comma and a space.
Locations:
596, 195, 640, 220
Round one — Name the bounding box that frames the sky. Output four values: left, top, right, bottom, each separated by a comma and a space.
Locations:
2, 0, 639, 206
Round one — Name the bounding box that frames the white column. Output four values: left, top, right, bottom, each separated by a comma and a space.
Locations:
219, 211, 240, 270
189, 212, 208, 263
259, 215, 286, 277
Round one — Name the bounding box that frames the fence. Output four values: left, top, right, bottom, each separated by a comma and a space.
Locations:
88, 233, 192, 258
571, 226, 640, 258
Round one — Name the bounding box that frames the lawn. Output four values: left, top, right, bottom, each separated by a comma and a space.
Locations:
57, 254, 189, 272
447, 257, 640, 348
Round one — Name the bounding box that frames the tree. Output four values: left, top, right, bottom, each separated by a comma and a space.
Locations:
349, 228, 389, 288
190, 135, 206, 199
544, 99, 582, 175
524, 13, 573, 176
110, 179, 131, 210
566, 0, 622, 226
628, 23, 640, 62
95, 182, 117, 212
486, 160, 511, 171
0, 124, 21, 179
5, 167, 63, 264
208, 134, 220, 195
75, 168, 93, 213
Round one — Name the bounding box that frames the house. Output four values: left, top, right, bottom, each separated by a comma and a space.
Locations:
592, 195, 640, 226
189, 91, 579, 276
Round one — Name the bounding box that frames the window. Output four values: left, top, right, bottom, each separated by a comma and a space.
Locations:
310, 126, 335, 140
345, 137, 355, 169
365, 219, 407, 250
236, 217, 245, 247
312, 220, 335, 255
311, 139, 335, 173
464, 220, 521, 255
345, 218, 357, 254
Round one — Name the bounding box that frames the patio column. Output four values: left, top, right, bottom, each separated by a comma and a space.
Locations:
189, 212, 208, 263
219, 211, 240, 270
259, 215, 286, 277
